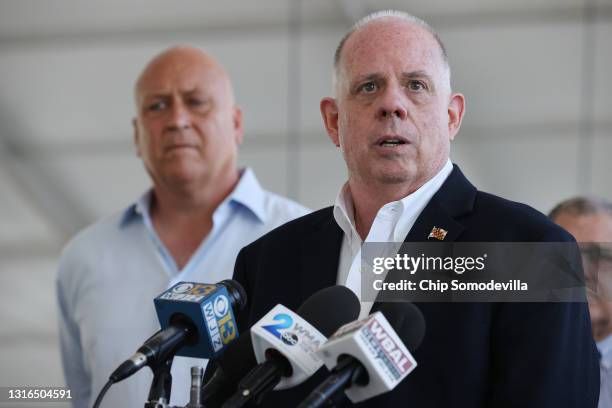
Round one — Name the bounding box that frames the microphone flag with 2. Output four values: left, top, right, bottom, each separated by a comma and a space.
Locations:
221, 285, 360, 407
250, 304, 328, 389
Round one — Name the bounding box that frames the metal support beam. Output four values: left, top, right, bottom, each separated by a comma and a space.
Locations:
0, 106, 93, 242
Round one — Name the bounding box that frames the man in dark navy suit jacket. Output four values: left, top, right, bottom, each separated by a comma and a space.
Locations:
224, 10, 599, 407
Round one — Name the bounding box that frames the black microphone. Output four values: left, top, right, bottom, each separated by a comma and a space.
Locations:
109, 280, 246, 383
222, 285, 361, 408
199, 334, 258, 406
298, 302, 426, 407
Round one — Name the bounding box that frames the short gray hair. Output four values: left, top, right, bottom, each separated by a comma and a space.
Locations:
549, 196, 612, 220
332, 10, 451, 95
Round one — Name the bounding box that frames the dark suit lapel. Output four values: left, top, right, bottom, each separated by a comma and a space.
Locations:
372, 165, 476, 309
403, 198, 464, 243
404, 164, 476, 244
300, 208, 344, 303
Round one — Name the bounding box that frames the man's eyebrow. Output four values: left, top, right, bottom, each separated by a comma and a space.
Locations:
402, 70, 434, 82
351, 73, 384, 84
143, 93, 169, 101
183, 87, 202, 95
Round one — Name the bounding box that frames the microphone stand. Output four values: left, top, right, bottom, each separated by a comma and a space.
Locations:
145, 356, 174, 408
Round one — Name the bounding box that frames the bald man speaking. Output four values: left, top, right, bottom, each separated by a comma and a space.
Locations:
56, 47, 308, 407
224, 11, 599, 407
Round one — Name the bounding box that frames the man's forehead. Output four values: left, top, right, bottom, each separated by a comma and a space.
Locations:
136, 49, 227, 94
341, 19, 443, 78
557, 213, 612, 242
136, 62, 227, 102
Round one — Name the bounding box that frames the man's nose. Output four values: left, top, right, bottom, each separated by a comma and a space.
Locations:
377, 85, 408, 121
166, 102, 191, 130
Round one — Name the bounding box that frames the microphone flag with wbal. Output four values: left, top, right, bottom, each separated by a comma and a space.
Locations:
300, 302, 425, 406
109, 280, 245, 383
222, 285, 360, 407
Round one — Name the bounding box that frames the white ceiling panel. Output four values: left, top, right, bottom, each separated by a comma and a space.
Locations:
590, 132, 612, 200
0, 341, 65, 387
451, 133, 581, 213
40, 153, 149, 220
298, 27, 344, 139
0, 0, 289, 38
0, 258, 64, 387
444, 22, 583, 131
593, 21, 612, 122
298, 144, 347, 210
0, 0, 344, 39
0, 47, 147, 145
238, 144, 291, 199
0, 259, 58, 334
364, 0, 586, 17
0, 165, 59, 244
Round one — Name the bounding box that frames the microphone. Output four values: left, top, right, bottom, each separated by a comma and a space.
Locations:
222, 285, 360, 407
109, 280, 245, 383
298, 302, 426, 407
199, 334, 258, 406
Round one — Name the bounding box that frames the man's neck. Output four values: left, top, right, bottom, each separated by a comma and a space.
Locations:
349, 164, 448, 240
348, 181, 418, 241
149, 169, 240, 269
151, 169, 240, 222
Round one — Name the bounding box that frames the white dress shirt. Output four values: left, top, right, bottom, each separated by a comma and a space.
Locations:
333, 160, 453, 318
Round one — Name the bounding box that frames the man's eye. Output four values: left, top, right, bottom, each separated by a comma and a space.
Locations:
360, 82, 378, 93
147, 101, 166, 111
408, 81, 426, 91
188, 98, 205, 107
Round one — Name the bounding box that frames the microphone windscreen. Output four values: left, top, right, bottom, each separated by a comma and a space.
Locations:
375, 302, 426, 351
296, 285, 360, 337
219, 279, 248, 312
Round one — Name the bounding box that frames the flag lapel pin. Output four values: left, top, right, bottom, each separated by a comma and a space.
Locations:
428, 226, 448, 241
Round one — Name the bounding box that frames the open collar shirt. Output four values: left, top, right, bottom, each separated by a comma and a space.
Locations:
56, 168, 309, 408
333, 159, 453, 318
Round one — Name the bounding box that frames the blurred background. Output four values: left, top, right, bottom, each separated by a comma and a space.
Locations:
0, 0, 610, 395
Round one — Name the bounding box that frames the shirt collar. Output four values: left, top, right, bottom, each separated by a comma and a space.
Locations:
333, 182, 358, 239
598, 333, 612, 370
332, 159, 453, 239
119, 189, 153, 227
229, 167, 267, 223
118, 167, 267, 227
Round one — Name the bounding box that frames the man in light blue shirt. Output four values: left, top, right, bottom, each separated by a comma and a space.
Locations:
56, 46, 308, 408
551, 196, 612, 407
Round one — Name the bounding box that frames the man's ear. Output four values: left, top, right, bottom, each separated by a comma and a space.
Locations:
233, 106, 244, 145
320, 97, 340, 147
447, 93, 465, 141
132, 118, 142, 157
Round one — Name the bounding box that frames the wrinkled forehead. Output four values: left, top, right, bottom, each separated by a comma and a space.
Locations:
340, 19, 445, 83
135, 52, 231, 103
